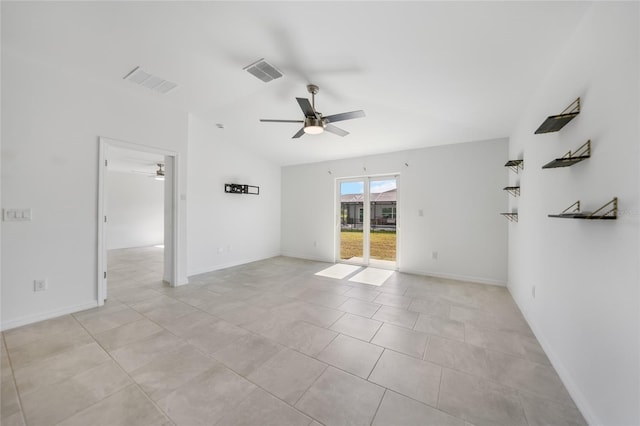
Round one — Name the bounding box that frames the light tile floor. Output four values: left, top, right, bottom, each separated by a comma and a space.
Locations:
1, 247, 587, 426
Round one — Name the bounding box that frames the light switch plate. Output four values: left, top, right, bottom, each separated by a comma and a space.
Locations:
3, 208, 32, 221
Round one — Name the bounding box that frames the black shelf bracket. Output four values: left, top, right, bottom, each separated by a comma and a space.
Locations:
535, 97, 580, 134
224, 184, 260, 195
542, 140, 591, 169
501, 212, 519, 223
548, 197, 618, 220
503, 186, 521, 197
505, 159, 524, 174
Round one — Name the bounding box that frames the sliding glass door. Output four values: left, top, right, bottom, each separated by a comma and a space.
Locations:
337, 176, 397, 268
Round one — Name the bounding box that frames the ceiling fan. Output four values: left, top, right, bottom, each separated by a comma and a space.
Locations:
260, 84, 365, 138
128, 163, 164, 181
154, 163, 165, 181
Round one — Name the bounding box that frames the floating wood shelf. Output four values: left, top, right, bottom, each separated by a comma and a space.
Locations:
535, 98, 580, 134
505, 159, 524, 174
501, 213, 519, 223
542, 140, 591, 169
548, 197, 618, 220
503, 186, 520, 197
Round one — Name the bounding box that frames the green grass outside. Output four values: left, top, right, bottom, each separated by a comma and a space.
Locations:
340, 231, 396, 261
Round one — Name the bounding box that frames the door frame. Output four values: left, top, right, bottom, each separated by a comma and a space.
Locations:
335, 174, 400, 269
97, 137, 180, 305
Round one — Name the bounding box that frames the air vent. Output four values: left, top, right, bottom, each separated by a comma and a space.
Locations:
243, 58, 283, 82
123, 66, 178, 94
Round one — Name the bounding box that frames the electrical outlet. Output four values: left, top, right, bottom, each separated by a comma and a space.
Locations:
34, 279, 47, 292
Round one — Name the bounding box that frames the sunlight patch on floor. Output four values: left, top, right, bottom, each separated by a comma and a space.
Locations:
348, 267, 395, 286
315, 264, 362, 279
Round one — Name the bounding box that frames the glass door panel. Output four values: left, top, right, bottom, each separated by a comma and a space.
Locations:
337, 177, 398, 269
339, 180, 365, 262
369, 178, 397, 266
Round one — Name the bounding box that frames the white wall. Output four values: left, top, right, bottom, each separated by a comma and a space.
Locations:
186, 114, 281, 276
106, 170, 164, 250
507, 3, 639, 425
282, 138, 509, 285
1, 49, 189, 330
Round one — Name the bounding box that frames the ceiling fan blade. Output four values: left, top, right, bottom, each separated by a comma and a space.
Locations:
324, 110, 365, 124
296, 97, 317, 118
292, 128, 306, 138
324, 124, 349, 137
260, 119, 304, 123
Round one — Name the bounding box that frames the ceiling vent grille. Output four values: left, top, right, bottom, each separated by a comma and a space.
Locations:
123, 66, 178, 94
243, 58, 283, 82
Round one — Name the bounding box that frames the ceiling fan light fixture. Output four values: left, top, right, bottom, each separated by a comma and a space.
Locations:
303, 117, 324, 134
260, 84, 364, 139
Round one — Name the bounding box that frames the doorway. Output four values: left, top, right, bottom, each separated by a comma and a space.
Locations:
337, 176, 398, 269
97, 137, 179, 305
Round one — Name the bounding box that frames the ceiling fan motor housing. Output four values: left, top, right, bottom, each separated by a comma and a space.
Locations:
304, 117, 324, 134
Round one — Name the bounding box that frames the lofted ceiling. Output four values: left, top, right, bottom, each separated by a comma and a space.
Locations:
2, 1, 592, 166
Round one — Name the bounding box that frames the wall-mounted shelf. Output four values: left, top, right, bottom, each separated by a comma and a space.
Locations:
505, 159, 524, 174
548, 197, 617, 220
224, 183, 260, 195
501, 213, 519, 223
503, 186, 520, 197
535, 97, 580, 134
542, 140, 591, 169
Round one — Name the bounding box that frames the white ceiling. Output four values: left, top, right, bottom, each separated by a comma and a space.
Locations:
2, 1, 592, 166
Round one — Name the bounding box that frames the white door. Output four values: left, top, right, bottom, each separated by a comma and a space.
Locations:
337, 176, 397, 268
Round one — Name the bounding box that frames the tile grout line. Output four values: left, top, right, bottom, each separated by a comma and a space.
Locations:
211, 361, 317, 425
291, 362, 330, 409
369, 388, 388, 426
22, 250, 577, 426
365, 347, 386, 381
1, 333, 28, 426
517, 390, 534, 426
151, 289, 342, 424
71, 306, 177, 426
418, 331, 574, 405
140, 282, 324, 425
435, 340, 443, 410
366, 347, 465, 419
325, 311, 346, 330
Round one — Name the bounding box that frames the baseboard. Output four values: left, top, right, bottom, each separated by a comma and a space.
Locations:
508, 287, 600, 426
187, 253, 281, 279
400, 267, 507, 287
279, 251, 333, 263
1, 300, 99, 331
